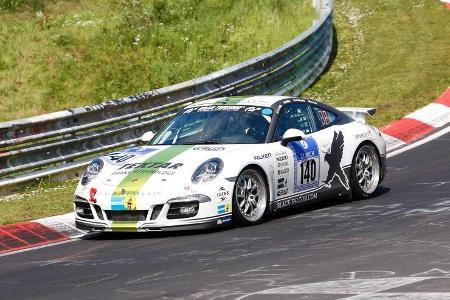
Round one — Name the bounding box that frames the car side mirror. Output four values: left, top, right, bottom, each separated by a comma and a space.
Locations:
140, 131, 155, 144
281, 129, 306, 147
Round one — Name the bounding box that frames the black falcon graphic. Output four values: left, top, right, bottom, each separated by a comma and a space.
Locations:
323, 131, 350, 190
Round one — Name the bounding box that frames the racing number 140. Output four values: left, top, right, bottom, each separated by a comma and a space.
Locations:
300, 160, 316, 184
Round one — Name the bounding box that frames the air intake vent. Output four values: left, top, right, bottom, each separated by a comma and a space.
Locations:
105, 211, 148, 222
167, 201, 199, 219
93, 205, 104, 220
150, 205, 164, 220
74, 201, 94, 219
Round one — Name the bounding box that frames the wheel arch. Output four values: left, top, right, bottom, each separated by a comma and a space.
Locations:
350, 140, 383, 199
236, 163, 271, 206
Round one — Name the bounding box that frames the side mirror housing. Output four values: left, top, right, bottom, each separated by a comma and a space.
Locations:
140, 131, 155, 144
281, 129, 305, 147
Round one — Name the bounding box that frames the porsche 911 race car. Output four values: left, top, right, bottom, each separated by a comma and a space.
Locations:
74, 96, 386, 232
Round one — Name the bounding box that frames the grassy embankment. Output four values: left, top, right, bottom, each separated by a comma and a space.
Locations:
0, 0, 316, 224
0, 0, 315, 121
2, 0, 449, 224
303, 0, 450, 127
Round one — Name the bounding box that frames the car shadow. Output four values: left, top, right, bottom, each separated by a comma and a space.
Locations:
82, 225, 231, 241
266, 185, 391, 222
82, 185, 390, 240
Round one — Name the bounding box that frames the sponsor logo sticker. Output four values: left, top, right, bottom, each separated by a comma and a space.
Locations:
274, 192, 318, 210
217, 203, 231, 214
217, 187, 230, 201
254, 153, 272, 160
193, 146, 225, 151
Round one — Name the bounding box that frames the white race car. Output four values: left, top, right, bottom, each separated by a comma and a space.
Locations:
74, 96, 386, 232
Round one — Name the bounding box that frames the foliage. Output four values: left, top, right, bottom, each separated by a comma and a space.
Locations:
303, 0, 450, 127
0, 0, 315, 121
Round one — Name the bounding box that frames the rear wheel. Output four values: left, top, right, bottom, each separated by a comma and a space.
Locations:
351, 144, 381, 199
232, 168, 268, 226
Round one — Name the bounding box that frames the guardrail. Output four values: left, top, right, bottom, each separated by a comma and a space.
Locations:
0, 0, 333, 191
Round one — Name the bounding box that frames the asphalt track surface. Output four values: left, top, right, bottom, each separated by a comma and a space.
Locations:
1, 131, 450, 300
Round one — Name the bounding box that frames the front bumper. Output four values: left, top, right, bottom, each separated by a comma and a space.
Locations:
75, 213, 232, 232
74, 193, 233, 232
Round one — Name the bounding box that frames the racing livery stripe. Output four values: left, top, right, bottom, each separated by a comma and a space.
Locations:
111, 145, 193, 211
213, 96, 248, 106
111, 221, 138, 232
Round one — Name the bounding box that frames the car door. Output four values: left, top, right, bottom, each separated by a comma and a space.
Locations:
270, 102, 322, 207
309, 105, 351, 195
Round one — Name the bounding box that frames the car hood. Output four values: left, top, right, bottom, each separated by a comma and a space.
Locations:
87, 144, 250, 208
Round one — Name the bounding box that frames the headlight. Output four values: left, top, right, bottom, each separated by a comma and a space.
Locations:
81, 159, 104, 186
191, 158, 223, 184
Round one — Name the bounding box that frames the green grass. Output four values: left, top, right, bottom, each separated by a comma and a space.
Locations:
0, 179, 77, 225
2, 0, 449, 225
303, 0, 450, 127
0, 0, 316, 122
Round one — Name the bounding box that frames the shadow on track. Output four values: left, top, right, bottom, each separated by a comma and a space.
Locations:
83, 185, 390, 240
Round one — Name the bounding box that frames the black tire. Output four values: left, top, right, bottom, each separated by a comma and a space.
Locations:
350, 143, 381, 200
232, 168, 268, 226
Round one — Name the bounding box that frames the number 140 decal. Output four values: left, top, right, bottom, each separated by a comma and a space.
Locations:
300, 159, 316, 184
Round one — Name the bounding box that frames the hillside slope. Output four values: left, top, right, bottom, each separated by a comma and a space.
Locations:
304, 0, 450, 127
0, 0, 315, 121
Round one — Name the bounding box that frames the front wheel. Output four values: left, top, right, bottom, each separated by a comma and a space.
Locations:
232, 168, 268, 226
351, 144, 381, 199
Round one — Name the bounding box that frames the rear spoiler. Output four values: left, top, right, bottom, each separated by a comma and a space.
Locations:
336, 107, 376, 124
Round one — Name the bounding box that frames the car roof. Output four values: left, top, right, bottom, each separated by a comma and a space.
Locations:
186, 95, 295, 108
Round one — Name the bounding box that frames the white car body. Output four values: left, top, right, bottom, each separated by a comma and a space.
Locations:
74, 96, 386, 232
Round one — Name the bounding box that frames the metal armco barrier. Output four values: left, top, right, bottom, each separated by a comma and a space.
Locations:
0, 0, 333, 190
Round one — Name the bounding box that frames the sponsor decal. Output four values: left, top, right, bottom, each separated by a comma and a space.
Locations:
111, 145, 193, 210
323, 131, 350, 190
275, 150, 287, 156
277, 178, 287, 189
254, 153, 272, 160
274, 192, 318, 210
277, 178, 288, 196
111, 162, 183, 176
107, 153, 136, 165
277, 168, 289, 175
276, 104, 282, 114
124, 195, 137, 210
276, 155, 288, 162
217, 216, 232, 225
124, 147, 158, 154
217, 187, 230, 201
89, 188, 97, 203
316, 110, 330, 126
193, 146, 225, 151
217, 203, 231, 214
111, 221, 137, 232
261, 108, 273, 115
214, 96, 247, 106
289, 137, 320, 193
117, 162, 183, 170
106, 147, 158, 165
277, 161, 288, 167
355, 131, 372, 140
277, 189, 288, 196
244, 106, 261, 112
300, 140, 309, 149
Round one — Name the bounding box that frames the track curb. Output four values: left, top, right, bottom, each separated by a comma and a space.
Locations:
380, 87, 450, 151
0, 213, 83, 254
1, 88, 449, 255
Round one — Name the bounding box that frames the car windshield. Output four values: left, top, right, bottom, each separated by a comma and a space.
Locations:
151, 105, 273, 145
